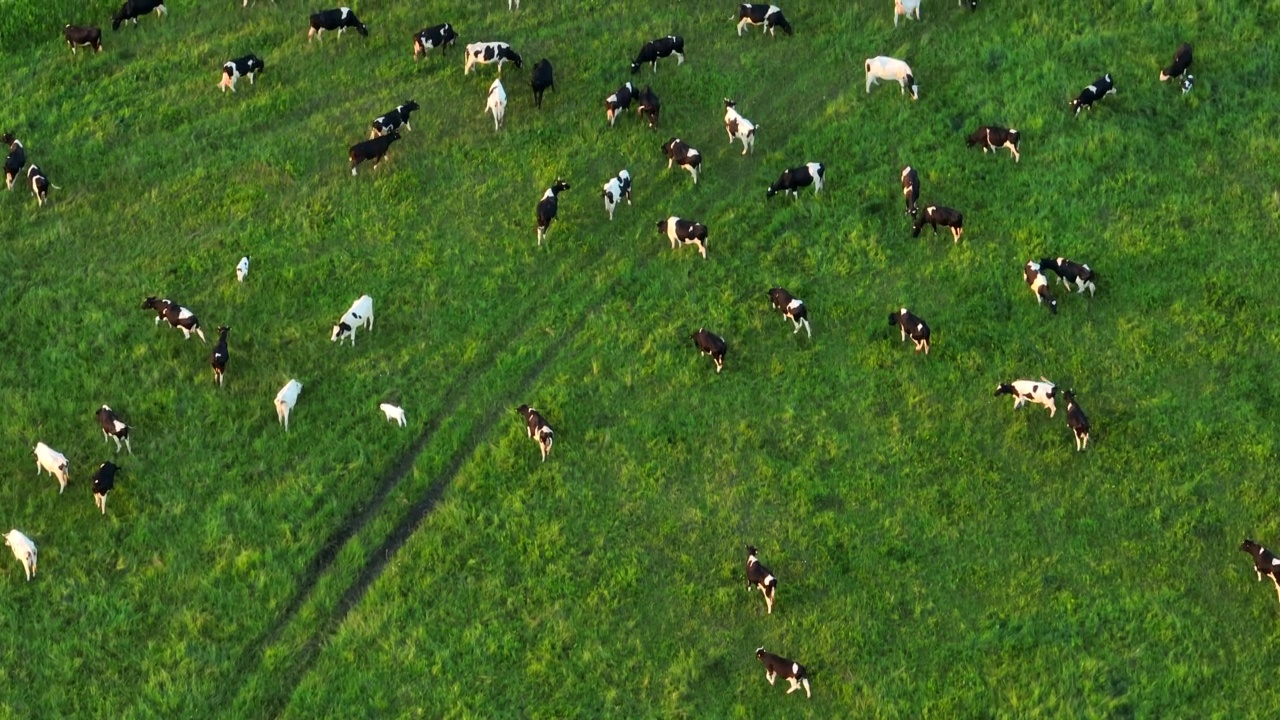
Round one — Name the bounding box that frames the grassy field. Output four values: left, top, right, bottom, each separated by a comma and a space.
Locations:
3, 0, 1280, 716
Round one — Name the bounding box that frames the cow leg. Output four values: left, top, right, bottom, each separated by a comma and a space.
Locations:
180, 327, 191, 339
766, 672, 776, 685
125, 437, 133, 454
737, 19, 747, 35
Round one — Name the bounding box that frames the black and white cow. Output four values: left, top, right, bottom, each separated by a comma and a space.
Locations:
993, 378, 1056, 417
901, 165, 919, 216
3, 133, 25, 191
370, 101, 420, 138
959, 0, 977, 7
218, 54, 264, 93
95, 405, 132, 454
1061, 389, 1090, 451
27, 165, 59, 207
630, 35, 684, 74
604, 82, 635, 127
1160, 43, 1192, 82
1240, 539, 1280, 607
348, 131, 400, 175
91, 462, 119, 515
756, 648, 811, 698
516, 405, 554, 462
536, 179, 571, 246
889, 307, 930, 354
768, 288, 811, 337
745, 545, 778, 613
658, 217, 708, 259
64, 25, 103, 53
737, 4, 793, 36
308, 8, 367, 42
966, 126, 1020, 163
111, 0, 166, 31
690, 328, 726, 373
767, 162, 824, 199
1039, 257, 1096, 296
601, 169, 632, 221
723, 99, 757, 154
464, 42, 522, 74
331, 295, 374, 345
211, 326, 230, 387
635, 85, 661, 129
912, 205, 963, 242
141, 296, 207, 341
1023, 261, 1058, 314
530, 59, 555, 108
413, 23, 457, 60
1070, 73, 1116, 116
661, 138, 701, 184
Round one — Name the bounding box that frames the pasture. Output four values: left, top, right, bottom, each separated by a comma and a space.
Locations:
3, 0, 1280, 716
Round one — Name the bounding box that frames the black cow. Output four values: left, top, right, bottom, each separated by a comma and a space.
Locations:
745, 546, 778, 613
1241, 539, 1280, 607
635, 85, 660, 129
630, 35, 684, 74
767, 162, 824, 199
309, 7, 367, 42
889, 307, 930, 354
1070, 73, 1116, 116
92, 462, 120, 515
966, 126, 1020, 163
370, 101, 420, 138
413, 23, 457, 60
604, 82, 635, 127
516, 405, 554, 462
661, 138, 701, 184
219, 54, 264, 93
1161, 43, 1192, 82
767, 288, 811, 337
1023, 260, 1058, 314
912, 205, 964, 242
111, 0, 167, 31
901, 165, 919, 216
756, 648, 811, 698
658, 217, 708, 259
530, 59, 555, 108
690, 328, 726, 373
211, 326, 230, 387
95, 405, 132, 454
348, 131, 400, 175
536, 179, 571, 246
64, 25, 103, 53
1039, 257, 1096, 296
1061, 389, 1090, 451
3, 133, 25, 191
737, 4, 793, 36
27, 165, 59, 207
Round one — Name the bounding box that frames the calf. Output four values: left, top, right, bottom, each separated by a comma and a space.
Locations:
1039, 257, 1096, 296
331, 294, 374, 345
889, 307, 930, 354
4, 530, 37, 582
966, 126, 1020, 163
635, 85, 661, 129
690, 328, 726, 373
530, 59, 555, 108
536, 179, 570, 245
865, 56, 918, 100
1240, 539, 1280, 606
111, 0, 166, 31
737, 4, 793, 36
95, 405, 133, 454
723, 99, 757, 155
601, 169, 632, 221
219, 54, 264, 92
630, 35, 685, 74
658, 217, 708, 259
308, 8, 367, 42
28, 165, 60, 207
1023, 261, 1058, 314
767, 162, 824, 199
141, 296, 207, 341
370, 100, 420, 138
464, 42, 523, 74
745, 545, 778, 613
756, 648, 811, 698
1161, 43, 1192, 82
33, 442, 70, 494
3, 133, 25, 191
901, 165, 919, 216
348, 131, 400, 175
894, 0, 920, 27
661, 137, 701, 184
912, 205, 963, 242
516, 405, 554, 462
275, 379, 303, 431
236, 256, 250, 283
486, 78, 508, 131
413, 23, 457, 60
1061, 389, 1090, 451
604, 82, 636, 127
768, 288, 811, 337
211, 325, 230, 386
380, 403, 407, 427
64, 25, 103, 53
92, 462, 119, 515
993, 378, 1056, 417
1069, 73, 1116, 116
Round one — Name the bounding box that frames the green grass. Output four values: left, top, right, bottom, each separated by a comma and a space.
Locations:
3, 0, 1280, 717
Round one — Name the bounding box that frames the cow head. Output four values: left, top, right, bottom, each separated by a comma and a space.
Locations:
724, 98, 737, 110
746, 544, 758, 557
442, 25, 457, 46
1181, 74, 1194, 93
906, 74, 919, 100
110, 4, 127, 30
962, 0, 977, 8
771, 12, 794, 35
516, 404, 533, 420
141, 296, 160, 310
331, 321, 351, 341
655, 219, 669, 234
549, 179, 570, 195
629, 60, 642, 74
356, 21, 369, 37
506, 49, 524, 69
1242, 539, 1262, 555
661, 137, 678, 158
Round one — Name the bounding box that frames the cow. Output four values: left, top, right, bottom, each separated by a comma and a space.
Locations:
604, 82, 636, 127
379, 403, 407, 427
690, 328, 726, 373
308, 8, 367, 42
966, 126, 1021, 163
516, 405, 554, 462
1070, 73, 1116, 116
993, 378, 1056, 417
630, 35, 684, 74
723, 99, 757, 155
141, 296, 207, 341
767, 288, 811, 337
92, 462, 119, 515
661, 138, 701, 184
530, 59, 555, 108
738, 4, 793, 36
4, 530, 37, 581
745, 546, 778, 613
1240, 539, 1280, 606
111, 0, 166, 31
1180, 74, 1195, 94
756, 648, 811, 698
509, 0, 520, 8
486, 78, 507, 131
3, 133, 25, 191
536, 179, 570, 245
331, 294, 374, 345
348, 132, 400, 175
413, 23, 457, 60
464, 42, 522, 74
1161, 43, 1192, 82
1023, 261, 1058, 314
211, 326, 230, 386
275, 379, 303, 431
27, 165, 60, 207
218, 54, 264, 93
894, 0, 920, 27
64, 25, 103, 53
767, 162, 824, 199
865, 56, 918, 100
95, 405, 133, 454
1039, 257, 1096, 296
1061, 389, 1090, 451
602, 170, 632, 221
658, 217, 708, 259
236, 256, 250, 283
33, 442, 69, 494
959, 0, 977, 7
370, 100, 420, 138
635, 85, 661, 129
889, 307, 930, 354
912, 205, 963, 242
901, 165, 919, 216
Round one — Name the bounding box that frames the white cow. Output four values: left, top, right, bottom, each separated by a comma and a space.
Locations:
33, 442, 69, 494
275, 379, 303, 431
993, 378, 1058, 417
4, 530, 37, 581
486, 78, 507, 131
380, 403, 407, 427
236, 255, 250, 283
331, 295, 374, 345
865, 56, 919, 100
894, 0, 921, 26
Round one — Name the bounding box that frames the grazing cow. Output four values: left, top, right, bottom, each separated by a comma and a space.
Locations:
308, 8, 367, 42
1069, 73, 1116, 116
661, 138, 701, 184
275, 379, 303, 431
723, 99, 757, 155
4, 530, 37, 582
348, 131, 400, 175
901, 165, 919, 216
536, 179, 570, 245
486, 78, 508, 131
95, 405, 133, 454
894, 0, 920, 27
3, 133, 25, 191
370, 100, 420, 138
1039, 257, 1096, 296
1061, 389, 1090, 451
516, 405, 554, 462
738, 4, 793, 36
966, 126, 1021, 163
331, 294, 374, 345
604, 82, 636, 127
993, 378, 1056, 417
413, 23, 457, 60
379, 403, 407, 427
27, 165, 60, 207
211, 326, 230, 386
745, 546, 778, 613
756, 648, 811, 698
1161, 43, 1192, 82
690, 328, 726, 373
1023, 261, 1058, 314
92, 462, 119, 515
218, 54, 264, 92
1240, 539, 1280, 606
33, 442, 70, 494
635, 85, 661, 129
767, 288, 811, 337
889, 307, 930, 354
601, 169, 632, 221
767, 162, 824, 199
865, 56, 918, 100
236, 256, 250, 283
530, 59, 555, 108
912, 205, 963, 242
464, 42, 523, 74
141, 296, 207, 341
658, 217, 708, 259
111, 0, 167, 31
630, 35, 685, 74
64, 25, 103, 53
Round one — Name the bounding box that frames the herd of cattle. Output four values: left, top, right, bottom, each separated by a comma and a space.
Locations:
6, 0, 1267, 702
